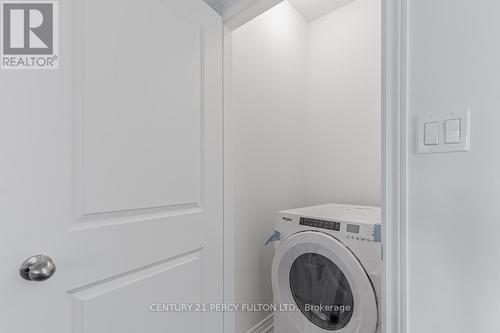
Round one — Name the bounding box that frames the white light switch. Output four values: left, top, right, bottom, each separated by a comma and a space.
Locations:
445, 118, 461, 144
417, 109, 470, 154
424, 121, 439, 145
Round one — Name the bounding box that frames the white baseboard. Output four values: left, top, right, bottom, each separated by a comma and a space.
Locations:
246, 313, 274, 333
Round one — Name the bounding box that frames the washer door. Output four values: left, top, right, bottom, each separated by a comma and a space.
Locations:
272, 231, 377, 333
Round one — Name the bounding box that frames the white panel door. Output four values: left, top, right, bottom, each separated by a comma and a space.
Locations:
0, 0, 223, 332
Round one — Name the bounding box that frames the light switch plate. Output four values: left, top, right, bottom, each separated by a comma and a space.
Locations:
416, 109, 470, 154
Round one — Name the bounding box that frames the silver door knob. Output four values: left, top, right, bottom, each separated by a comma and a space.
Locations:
19, 255, 56, 281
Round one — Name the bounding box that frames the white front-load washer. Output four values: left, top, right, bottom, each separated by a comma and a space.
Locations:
270, 203, 382, 333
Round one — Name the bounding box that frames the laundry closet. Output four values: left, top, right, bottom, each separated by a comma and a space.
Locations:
224, 0, 381, 332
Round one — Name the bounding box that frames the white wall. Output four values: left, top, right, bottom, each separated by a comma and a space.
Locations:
306, 0, 381, 206
408, 1, 500, 332
229, 2, 308, 332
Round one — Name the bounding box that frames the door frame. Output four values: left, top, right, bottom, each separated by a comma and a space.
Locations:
381, 0, 409, 333
223, 24, 236, 333
221, 0, 409, 332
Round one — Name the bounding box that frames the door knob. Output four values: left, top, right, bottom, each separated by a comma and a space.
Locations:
19, 255, 56, 281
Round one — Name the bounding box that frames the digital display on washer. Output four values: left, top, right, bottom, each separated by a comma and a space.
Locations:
300, 217, 340, 231
346, 224, 360, 234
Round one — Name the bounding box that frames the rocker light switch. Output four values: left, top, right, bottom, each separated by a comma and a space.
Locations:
417, 109, 470, 154
445, 118, 461, 144
424, 121, 439, 145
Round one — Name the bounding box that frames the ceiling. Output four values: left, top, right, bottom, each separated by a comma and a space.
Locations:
286, 0, 356, 22
204, 0, 239, 15
203, 0, 356, 27
203, 0, 283, 29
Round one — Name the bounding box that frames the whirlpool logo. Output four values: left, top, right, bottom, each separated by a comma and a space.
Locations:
1, 1, 58, 69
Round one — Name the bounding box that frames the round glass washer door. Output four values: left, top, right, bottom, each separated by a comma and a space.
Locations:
289, 252, 354, 330
272, 231, 377, 333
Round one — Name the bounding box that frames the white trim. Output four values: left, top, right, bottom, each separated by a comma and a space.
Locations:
223, 25, 236, 333
245, 313, 274, 333
382, 0, 408, 333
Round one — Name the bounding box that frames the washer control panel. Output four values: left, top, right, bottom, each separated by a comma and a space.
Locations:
345, 223, 380, 242
300, 217, 340, 231
278, 204, 382, 243
298, 217, 381, 243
